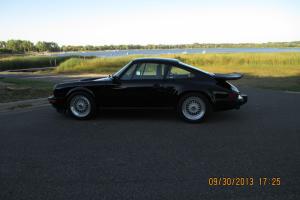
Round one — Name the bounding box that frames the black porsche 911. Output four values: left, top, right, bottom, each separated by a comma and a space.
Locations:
48, 58, 247, 122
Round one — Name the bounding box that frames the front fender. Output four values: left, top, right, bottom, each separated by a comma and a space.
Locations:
66, 87, 95, 98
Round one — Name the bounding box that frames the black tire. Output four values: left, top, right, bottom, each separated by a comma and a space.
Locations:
177, 92, 211, 123
66, 91, 96, 120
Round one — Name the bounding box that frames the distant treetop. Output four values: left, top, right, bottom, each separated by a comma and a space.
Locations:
1, 39, 300, 54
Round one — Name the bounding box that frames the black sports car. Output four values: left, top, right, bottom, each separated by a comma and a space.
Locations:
48, 58, 247, 122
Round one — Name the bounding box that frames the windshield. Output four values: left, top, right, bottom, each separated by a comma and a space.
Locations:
113, 61, 132, 77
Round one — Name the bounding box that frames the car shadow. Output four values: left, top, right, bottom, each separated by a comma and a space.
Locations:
93, 108, 244, 124
96, 109, 177, 121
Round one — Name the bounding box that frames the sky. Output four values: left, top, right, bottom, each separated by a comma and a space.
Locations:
0, 0, 299, 45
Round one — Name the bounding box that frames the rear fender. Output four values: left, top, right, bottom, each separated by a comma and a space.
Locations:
178, 89, 214, 105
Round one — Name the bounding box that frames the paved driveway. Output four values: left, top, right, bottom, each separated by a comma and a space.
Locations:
0, 88, 299, 199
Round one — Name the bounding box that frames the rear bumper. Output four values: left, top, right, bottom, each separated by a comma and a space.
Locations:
214, 93, 248, 111
238, 94, 248, 106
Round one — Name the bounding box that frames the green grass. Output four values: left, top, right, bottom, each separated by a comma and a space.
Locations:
54, 52, 300, 91
0, 55, 77, 71
0, 78, 54, 103
54, 53, 300, 77
175, 53, 300, 77
55, 56, 138, 74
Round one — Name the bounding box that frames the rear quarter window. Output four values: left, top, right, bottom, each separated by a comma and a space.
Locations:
167, 66, 195, 79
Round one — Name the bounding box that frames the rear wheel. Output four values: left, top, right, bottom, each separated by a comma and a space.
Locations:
177, 93, 211, 123
67, 92, 96, 119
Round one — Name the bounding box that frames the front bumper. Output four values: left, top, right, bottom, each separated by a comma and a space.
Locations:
48, 95, 66, 113
48, 95, 65, 104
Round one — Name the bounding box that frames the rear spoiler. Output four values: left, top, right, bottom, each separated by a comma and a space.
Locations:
213, 73, 243, 81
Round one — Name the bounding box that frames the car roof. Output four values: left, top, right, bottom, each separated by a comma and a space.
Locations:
131, 57, 211, 75
132, 57, 180, 64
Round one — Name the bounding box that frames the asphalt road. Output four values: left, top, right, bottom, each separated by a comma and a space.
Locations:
0, 88, 300, 200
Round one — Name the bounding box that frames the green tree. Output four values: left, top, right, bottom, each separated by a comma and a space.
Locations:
5, 40, 34, 52
21, 40, 34, 52
6, 40, 23, 52
35, 41, 48, 52
35, 41, 60, 52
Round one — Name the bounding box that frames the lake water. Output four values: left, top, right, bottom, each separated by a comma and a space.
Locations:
52, 48, 300, 57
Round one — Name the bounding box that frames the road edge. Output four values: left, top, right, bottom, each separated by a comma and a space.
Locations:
0, 98, 48, 113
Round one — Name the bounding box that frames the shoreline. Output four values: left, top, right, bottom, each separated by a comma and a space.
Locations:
2, 47, 300, 57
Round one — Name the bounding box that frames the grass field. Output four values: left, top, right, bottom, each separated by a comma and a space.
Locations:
53, 52, 300, 91
54, 56, 136, 74
0, 78, 54, 103
53, 53, 300, 77
0, 55, 79, 71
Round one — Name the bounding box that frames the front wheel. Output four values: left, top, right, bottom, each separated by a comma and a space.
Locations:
177, 93, 211, 123
67, 92, 96, 120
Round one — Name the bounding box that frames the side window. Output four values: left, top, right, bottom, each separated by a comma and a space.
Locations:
167, 66, 195, 79
121, 64, 137, 80
133, 63, 166, 80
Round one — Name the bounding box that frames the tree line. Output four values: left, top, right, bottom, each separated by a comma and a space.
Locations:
1, 39, 300, 54
61, 42, 300, 51
0, 40, 60, 54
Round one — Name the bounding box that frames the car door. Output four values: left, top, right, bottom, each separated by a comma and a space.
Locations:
107, 62, 169, 107
99, 63, 137, 107
128, 62, 168, 107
